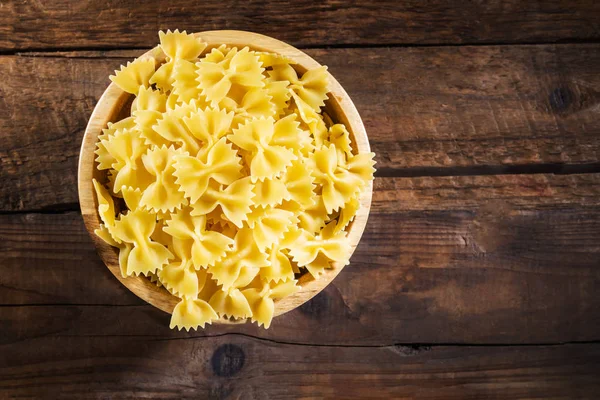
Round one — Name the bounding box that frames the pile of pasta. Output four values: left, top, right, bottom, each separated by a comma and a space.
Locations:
93, 30, 375, 330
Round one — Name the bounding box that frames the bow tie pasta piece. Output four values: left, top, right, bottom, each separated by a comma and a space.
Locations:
304, 253, 333, 279
100, 127, 153, 193
170, 297, 218, 331
257, 159, 316, 212
95, 117, 136, 170
260, 245, 295, 283
209, 288, 253, 319
95, 224, 118, 247
100, 127, 146, 172
190, 177, 255, 229
153, 107, 202, 155
289, 222, 351, 269
247, 206, 299, 250
292, 66, 329, 111
346, 151, 377, 182
291, 92, 329, 148
133, 110, 171, 147
259, 227, 302, 283
269, 63, 329, 112
92, 182, 138, 277
334, 197, 360, 234
228, 117, 299, 180
256, 51, 297, 68
328, 124, 353, 162
105, 170, 123, 198
95, 225, 134, 279
182, 107, 235, 148
205, 208, 238, 233
196, 47, 265, 106
296, 195, 329, 234
133, 86, 167, 113
132, 89, 171, 147
173, 137, 243, 203
158, 237, 211, 299
150, 60, 176, 92
140, 146, 188, 213
282, 159, 317, 208
159, 30, 207, 61
172, 59, 207, 104
111, 209, 174, 276
208, 228, 268, 291
234, 264, 262, 289
110, 58, 156, 94
98, 117, 136, 143
269, 114, 312, 157
240, 286, 273, 328
92, 179, 117, 229
265, 80, 292, 118
151, 218, 173, 250
222, 87, 276, 121
269, 279, 301, 299
164, 211, 234, 269
204, 45, 235, 63
308, 144, 375, 213
242, 280, 300, 328
252, 178, 292, 208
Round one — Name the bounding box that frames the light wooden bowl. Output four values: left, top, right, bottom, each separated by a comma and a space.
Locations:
78, 30, 373, 324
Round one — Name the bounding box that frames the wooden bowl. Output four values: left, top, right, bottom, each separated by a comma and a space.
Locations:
78, 30, 373, 324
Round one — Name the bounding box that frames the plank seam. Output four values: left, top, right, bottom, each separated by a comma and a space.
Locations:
36, 332, 600, 348
376, 163, 600, 178
3, 163, 600, 214
2, 38, 600, 57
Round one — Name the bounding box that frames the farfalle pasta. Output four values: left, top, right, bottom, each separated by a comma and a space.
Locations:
93, 30, 375, 331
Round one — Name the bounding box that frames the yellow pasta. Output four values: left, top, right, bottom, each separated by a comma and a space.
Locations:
172, 137, 243, 202
242, 279, 300, 328
196, 46, 265, 106
170, 297, 218, 330
93, 30, 375, 331
159, 29, 207, 61
207, 228, 266, 290
209, 288, 252, 319
308, 143, 375, 213
228, 117, 299, 180
190, 177, 255, 228
110, 209, 173, 276
158, 237, 209, 298
110, 58, 156, 94
164, 210, 233, 269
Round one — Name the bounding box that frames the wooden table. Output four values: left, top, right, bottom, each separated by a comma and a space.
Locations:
2, 1, 600, 398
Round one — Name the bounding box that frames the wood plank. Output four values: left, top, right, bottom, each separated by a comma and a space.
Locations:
0, 334, 598, 399
2, 1, 600, 51
2, 174, 600, 345
3, 44, 600, 211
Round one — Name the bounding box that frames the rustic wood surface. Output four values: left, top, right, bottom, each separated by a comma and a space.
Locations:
2, 0, 600, 50
2, 1, 600, 398
1, 338, 598, 399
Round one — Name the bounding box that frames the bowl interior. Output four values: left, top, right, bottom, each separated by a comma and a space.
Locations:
78, 30, 372, 322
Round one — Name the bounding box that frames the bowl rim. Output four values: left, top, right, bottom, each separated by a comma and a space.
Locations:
78, 30, 373, 323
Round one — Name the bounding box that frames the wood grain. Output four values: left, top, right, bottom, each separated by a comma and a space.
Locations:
3, 174, 600, 345
1, 0, 600, 51
3, 44, 600, 211
0, 334, 598, 399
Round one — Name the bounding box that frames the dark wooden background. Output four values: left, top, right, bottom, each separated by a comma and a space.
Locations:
2, 1, 600, 398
